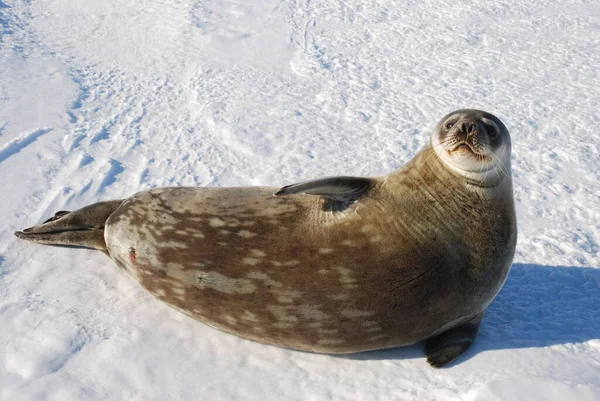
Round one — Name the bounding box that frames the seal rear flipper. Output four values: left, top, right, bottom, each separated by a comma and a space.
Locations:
14, 199, 124, 253
274, 176, 375, 204
14, 229, 110, 253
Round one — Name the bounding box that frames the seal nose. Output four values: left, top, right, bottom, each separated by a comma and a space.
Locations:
456, 121, 479, 142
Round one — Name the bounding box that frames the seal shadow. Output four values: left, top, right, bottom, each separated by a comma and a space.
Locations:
340, 263, 600, 364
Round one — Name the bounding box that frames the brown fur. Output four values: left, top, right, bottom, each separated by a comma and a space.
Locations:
102, 146, 516, 353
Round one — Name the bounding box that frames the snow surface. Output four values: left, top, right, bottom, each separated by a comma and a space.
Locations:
1, 0, 599, 399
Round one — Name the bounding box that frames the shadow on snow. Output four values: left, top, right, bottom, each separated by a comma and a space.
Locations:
340, 263, 600, 364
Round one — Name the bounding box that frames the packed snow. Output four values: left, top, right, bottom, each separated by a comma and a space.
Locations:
1, 0, 599, 400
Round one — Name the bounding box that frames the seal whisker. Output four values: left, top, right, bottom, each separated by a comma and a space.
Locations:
422, 144, 447, 168
489, 152, 511, 179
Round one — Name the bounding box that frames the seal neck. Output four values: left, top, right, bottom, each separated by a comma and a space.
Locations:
386, 145, 513, 200
424, 144, 511, 190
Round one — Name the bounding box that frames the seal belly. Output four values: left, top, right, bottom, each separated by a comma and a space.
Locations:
103, 187, 451, 352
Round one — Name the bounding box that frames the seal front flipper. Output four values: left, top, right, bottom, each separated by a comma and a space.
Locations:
274, 176, 376, 212
274, 176, 375, 201
424, 313, 483, 368
14, 199, 123, 253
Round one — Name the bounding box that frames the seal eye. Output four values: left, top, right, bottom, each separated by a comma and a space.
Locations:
445, 122, 455, 130
488, 126, 498, 139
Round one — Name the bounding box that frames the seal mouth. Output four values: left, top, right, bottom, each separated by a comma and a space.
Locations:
449, 142, 476, 154
446, 141, 493, 163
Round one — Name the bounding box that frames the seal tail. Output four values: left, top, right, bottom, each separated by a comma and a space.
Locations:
14, 200, 123, 253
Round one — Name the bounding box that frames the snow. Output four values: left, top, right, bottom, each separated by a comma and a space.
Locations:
1, 0, 599, 399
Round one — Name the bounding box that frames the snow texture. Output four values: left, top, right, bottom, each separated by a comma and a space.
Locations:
1, 0, 599, 400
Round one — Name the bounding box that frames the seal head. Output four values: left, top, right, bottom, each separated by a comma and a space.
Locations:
431, 109, 511, 188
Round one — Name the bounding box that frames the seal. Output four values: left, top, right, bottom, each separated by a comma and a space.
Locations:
14, 109, 517, 367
